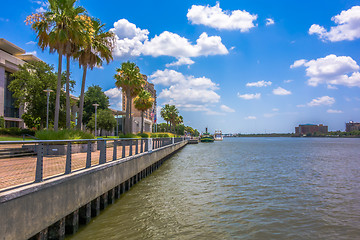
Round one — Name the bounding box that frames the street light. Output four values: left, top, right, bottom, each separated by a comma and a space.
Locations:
93, 103, 99, 137
43, 89, 53, 129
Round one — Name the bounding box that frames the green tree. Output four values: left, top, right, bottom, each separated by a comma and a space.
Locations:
26, 0, 86, 131
0, 116, 5, 128
76, 16, 115, 130
87, 109, 116, 136
114, 62, 145, 134
82, 85, 110, 126
168, 105, 179, 133
134, 90, 154, 133
8, 61, 73, 129
160, 104, 171, 132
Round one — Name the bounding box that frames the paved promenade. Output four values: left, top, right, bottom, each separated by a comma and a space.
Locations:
0, 144, 140, 191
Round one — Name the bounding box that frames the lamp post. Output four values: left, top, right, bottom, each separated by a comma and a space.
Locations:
43, 89, 53, 129
93, 104, 99, 137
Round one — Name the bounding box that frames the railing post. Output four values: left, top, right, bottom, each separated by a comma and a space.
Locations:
35, 143, 44, 182
113, 140, 117, 160
172, 137, 174, 145
86, 141, 91, 168
65, 142, 72, 174
141, 139, 144, 153
129, 140, 133, 156
135, 139, 138, 154
121, 140, 125, 158
99, 140, 106, 164
145, 139, 148, 152
148, 138, 152, 152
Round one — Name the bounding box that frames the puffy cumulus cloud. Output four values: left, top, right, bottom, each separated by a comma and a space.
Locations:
309, 6, 360, 42
142, 32, 228, 58
291, 54, 360, 88
237, 93, 261, 100
104, 88, 122, 109
166, 57, 195, 67
273, 87, 291, 95
110, 19, 149, 57
308, 96, 335, 107
220, 105, 235, 113
245, 116, 257, 120
290, 59, 307, 69
246, 80, 272, 87
111, 19, 228, 58
266, 18, 275, 26
327, 109, 343, 114
187, 2, 257, 32
149, 70, 220, 112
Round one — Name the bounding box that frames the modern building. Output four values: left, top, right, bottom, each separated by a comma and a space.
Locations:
295, 124, 328, 135
346, 121, 360, 132
0, 38, 41, 128
122, 74, 156, 133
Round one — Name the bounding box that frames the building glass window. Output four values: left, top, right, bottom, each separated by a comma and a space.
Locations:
4, 71, 19, 118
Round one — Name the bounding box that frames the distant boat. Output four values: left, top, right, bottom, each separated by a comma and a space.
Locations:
200, 128, 214, 142
214, 130, 223, 141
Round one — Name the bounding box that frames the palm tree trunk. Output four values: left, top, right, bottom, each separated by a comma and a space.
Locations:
125, 90, 131, 134
129, 95, 132, 134
66, 55, 71, 129
54, 49, 63, 131
77, 66, 87, 130
141, 110, 144, 133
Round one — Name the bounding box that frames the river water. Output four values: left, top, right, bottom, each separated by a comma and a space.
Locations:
68, 137, 360, 240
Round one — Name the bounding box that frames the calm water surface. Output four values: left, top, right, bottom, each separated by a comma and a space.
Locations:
68, 138, 360, 240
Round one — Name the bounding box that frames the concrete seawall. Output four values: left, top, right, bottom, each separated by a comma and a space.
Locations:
0, 140, 187, 240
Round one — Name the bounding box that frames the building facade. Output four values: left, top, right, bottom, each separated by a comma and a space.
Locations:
295, 124, 328, 135
122, 75, 156, 133
346, 121, 360, 132
0, 38, 41, 128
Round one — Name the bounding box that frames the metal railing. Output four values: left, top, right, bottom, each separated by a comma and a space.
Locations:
0, 137, 185, 192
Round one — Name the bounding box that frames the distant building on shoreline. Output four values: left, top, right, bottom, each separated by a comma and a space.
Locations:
295, 124, 328, 135
346, 121, 360, 132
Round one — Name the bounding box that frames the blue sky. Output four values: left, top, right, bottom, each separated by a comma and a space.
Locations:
1, 0, 360, 133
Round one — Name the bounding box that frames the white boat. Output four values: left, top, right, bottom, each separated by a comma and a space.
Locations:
214, 130, 223, 141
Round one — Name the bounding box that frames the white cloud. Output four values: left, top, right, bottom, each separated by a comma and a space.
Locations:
187, 2, 257, 32
26, 41, 36, 45
149, 69, 220, 112
36, 7, 46, 13
308, 96, 335, 107
291, 54, 360, 87
165, 57, 195, 67
273, 87, 291, 95
290, 59, 307, 69
272, 108, 279, 112
246, 80, 272, 87
104, 88, 122, 110
245, 116, 257, 120
327, 109, 343, 114
309, 6, 360, 42
237, 93, 261, 100
220, 105, 235, 113
266, 18, 275, 26
284, 80, 293, 83
296, 104, 306, 108
229, 46, 236, 50
111, 19, 228, 58
264, 113, 275, 118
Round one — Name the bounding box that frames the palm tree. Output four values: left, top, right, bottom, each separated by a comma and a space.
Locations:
160, 104, 171, 132
114, 62, 145, 134
76, 16, 115, 130
168, 105, 179, 133
27, 0, 85, 131
134, 90, 154, 133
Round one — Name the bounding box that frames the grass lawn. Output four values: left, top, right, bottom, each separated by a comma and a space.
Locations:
0, 136, 32, 141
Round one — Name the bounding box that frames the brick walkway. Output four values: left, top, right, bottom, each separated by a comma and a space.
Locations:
0, 143, 145, 191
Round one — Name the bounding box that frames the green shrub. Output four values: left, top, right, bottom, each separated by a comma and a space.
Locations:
35, 129, 94, 140
136, 133, 149, 138
20, 129, 35, 136
0, 128, 9, 135
150, 133, 157, 138
118, 133, 140, 139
